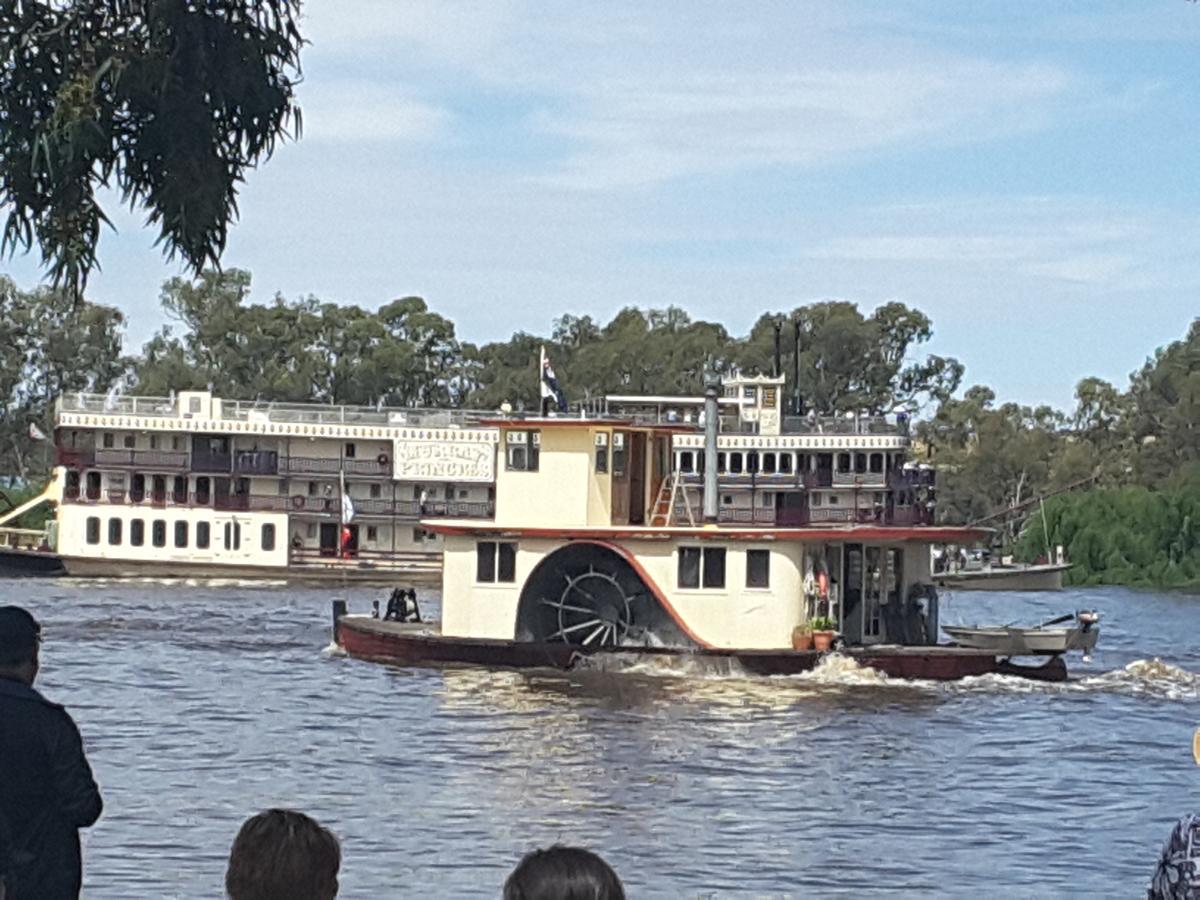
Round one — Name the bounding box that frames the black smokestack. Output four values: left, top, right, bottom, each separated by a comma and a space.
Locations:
772, 319, 782, 378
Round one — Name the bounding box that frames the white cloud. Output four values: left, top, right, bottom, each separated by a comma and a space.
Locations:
297, 82, 450, 143
527, 59, 1079, 189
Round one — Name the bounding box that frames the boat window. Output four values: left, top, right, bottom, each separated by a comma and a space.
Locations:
131, 473, 146, 502
477, 541, 496, 581
344, 442, 356, 459
370, 483, 382, 499
195, 477, 211, 505
196, 522, 210, 549
123, 434, 135, 449
505, 431, 540, 472
870, 453, 884, 474
762, 453, 776, 474
836, 452, 850, 472
476, 541, 516, 583
612, 433, 627, 476
222, 521, 241, 551
497, 542, 516, 582
130, 519, 145, 547
173, 476, 187, 504
677, 547, 701, 588
594, 433, 609, 474
780, 453, 793, 474
855, 453, 868, 474
107, 517, 122, 546
102, 433, 114, 449
678, 451, 694, 473
828, 494, 840, 505
730, 453, 743, 475
743, 386, 757, 402
152, 520, 166, 548
174, 521, 188, 548
746, 549, 770, 588
702, 547, 726, 588
366, 526, 378, 542
678, 546, 726, 589
746, 451, 759, 474
717, 452, 727, 473
262, 524, 276, 552
85, 516, 100, 545
149, 434, 158, 450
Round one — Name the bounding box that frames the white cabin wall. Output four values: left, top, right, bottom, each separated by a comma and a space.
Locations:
441, 534, 524, 639
622, 540, 805, 649
58, 505, 289, 567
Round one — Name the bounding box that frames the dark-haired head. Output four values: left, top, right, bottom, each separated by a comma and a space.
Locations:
504, 845, 625, 900
225, 809, 340, 900
0, 606, 40, 685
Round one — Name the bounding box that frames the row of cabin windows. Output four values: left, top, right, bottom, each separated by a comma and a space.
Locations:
676, 451, 891, 476
97, 435, 384, 459
677, 547, 770, 590
506, 431, 629, 478
100, 433, 186, 450
85, 516, 274, 552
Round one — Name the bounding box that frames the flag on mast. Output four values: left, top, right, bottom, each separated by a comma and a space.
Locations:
539, 346, 567, 414
339, 470, 354, 524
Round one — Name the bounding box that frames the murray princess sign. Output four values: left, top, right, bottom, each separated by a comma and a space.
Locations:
391, 433, 497, 483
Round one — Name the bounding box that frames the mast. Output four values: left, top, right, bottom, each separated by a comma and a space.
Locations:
703, 370, 720, 524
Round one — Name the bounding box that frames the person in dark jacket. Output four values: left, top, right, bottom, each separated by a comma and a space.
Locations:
0, 606, 103, 900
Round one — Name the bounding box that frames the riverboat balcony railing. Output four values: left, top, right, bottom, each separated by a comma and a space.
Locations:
670, 503, 935, 528
831, 471, 888, 489
289, 548, 441, 570
582, 396, 909, 437
57, 393, 493, 428
0, 527, 49, 550
192, 451, 232, 473
93, 449, 190, 470
281, 456, 392, 477
56, 447, 95, 468
233, 450, 279, 476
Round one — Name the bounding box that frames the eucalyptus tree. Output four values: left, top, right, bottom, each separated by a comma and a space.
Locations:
0, 1, 303, 296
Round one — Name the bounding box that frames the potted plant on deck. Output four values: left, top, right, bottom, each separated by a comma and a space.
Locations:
791, 623, 813, 651
810, 616, 837, 652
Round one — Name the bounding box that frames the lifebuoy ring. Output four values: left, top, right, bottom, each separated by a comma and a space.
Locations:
291, 495, 305, 509
377, 453, 389, 465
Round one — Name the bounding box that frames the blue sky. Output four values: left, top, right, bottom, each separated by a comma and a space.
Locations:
6, 0, 1199, 410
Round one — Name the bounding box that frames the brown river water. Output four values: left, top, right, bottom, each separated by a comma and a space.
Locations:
13, 579, 1200, 897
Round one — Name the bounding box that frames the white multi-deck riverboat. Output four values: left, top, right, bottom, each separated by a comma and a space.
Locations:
0, 391, 498, 579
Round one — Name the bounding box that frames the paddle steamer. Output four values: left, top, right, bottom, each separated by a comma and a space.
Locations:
333, 371, 1080, 681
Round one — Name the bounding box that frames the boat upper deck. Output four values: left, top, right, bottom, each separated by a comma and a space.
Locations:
57, 392, 493, 430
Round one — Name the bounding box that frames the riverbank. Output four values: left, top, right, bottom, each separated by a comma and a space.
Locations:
1015, 478, 1200, 590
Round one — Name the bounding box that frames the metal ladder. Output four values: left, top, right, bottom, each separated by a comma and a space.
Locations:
648, 471, 697, 527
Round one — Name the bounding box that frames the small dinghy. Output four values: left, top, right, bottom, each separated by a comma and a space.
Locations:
942, 611, 1100, 656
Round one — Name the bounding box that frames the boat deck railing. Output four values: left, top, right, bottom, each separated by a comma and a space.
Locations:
0, 527, 50, 550
57, 394, 495, 429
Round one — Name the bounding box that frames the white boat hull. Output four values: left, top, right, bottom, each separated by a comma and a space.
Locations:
935, 563, 1070, 592
941, 623, 1098, 656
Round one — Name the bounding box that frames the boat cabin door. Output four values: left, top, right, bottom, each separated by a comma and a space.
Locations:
627, 433, 647, 525
841, 544, 899, 645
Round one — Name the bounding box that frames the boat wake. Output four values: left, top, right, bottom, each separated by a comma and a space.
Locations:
574, 652, 1200, 700
1075, 658, 1200, 700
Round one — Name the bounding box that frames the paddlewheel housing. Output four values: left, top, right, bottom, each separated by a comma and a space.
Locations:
515, 542, 693, 649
